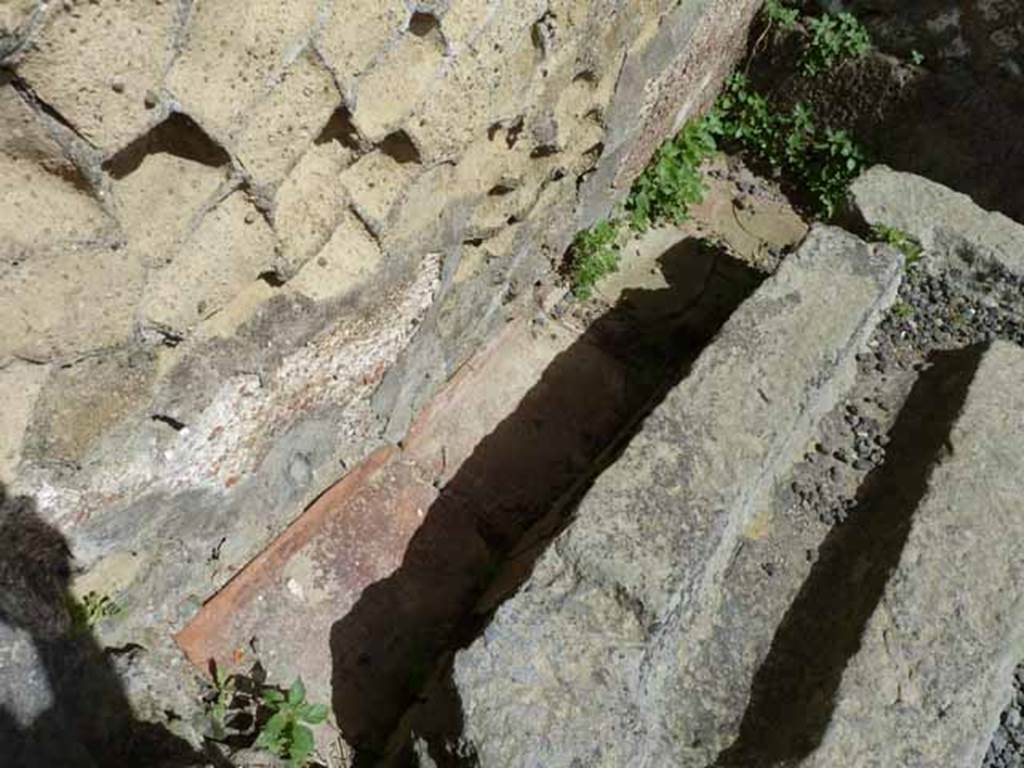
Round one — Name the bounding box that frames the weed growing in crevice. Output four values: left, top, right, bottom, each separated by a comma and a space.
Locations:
569, 112, 721, 297
570, 218, 622, 299
625, 114, 720, 231
802, 11, 871, 76
567, 17, 872, 298
871, 223, 923, 264
714, 73, 867, 217
761, 0, 799, 31
67, 591, 122, 633
203, 661, 329, 768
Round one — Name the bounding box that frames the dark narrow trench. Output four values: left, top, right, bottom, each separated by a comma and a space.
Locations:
712, 344, 987, 767
327, 239, 765, 764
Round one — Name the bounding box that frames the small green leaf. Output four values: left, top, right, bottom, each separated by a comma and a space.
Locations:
299, 703, 329, 724
261, 689, 286, 706
289, 724, 315, 766
288, 677, 306, 706
259, 710, 289, 742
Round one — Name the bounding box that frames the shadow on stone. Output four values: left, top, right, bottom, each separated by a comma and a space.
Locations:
712, 344, 986, 767
328, 239, 766, 765
0, 484, 214, 768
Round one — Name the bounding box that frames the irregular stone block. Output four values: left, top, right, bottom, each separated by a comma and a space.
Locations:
0, 242, 143, 363
141, 190, 276, 334
272, 124, 357, 277
232, 52, 340, 189
315, 0, 406, 87
408, 5, 545, 162
0, 155, 114, 261
288, 210, 383, 303
107, 115, 229, 268
165, 0, 319, 139
851, 165, 1024, 278
454, 226, 903, 766
16, 0, 178, 151
350, 20, 446, 142
338, 149, 418, 234
796, 341, 1024, 768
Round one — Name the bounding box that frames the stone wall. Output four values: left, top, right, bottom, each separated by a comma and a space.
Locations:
0, 0, 758, 664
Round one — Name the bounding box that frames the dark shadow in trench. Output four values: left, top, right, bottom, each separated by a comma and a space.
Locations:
712, 344, 986, 767
328, 239, 766, 765
0, 484, 217, 768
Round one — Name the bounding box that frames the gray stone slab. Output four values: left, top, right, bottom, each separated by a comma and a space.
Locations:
851, 165, 1024, 277
454, 226, 903, 766
798, 341, 1024, 768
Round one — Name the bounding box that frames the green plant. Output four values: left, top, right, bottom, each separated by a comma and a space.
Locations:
202, 663, 328, 767
801, 127, 866, 218
762, 0, 799, 30
67, 591, 121, 633
910, 49, 925, 66
802, 11, 871, 76
872, 223, 923, 264
254, 678, 328, 768
570, 218, 622, 299
625, 113, 719, 231
713, 74, 867, 217
892, 300, 914, 319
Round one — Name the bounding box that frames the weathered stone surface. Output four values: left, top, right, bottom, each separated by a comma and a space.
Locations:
16, 0, 178, 151
0, 156, 114, 261
288, 210, 383, 303
315, 0, 406, 87
0, 73, 74, 174
0, 0, 38, 59
338, 148, 419, 235
0, 361, 49, 483
350, 19, 445, 142
798, 341, 1024, 768
141, 190, 276, 334
851, 165, 1024, 278
271, 121, 357, 277
232, 51, 340, 190
0, 0, 766, 748
165, 0, 319, 139
173, 316, 587, 735
22, 348, 157, 467
0, 242, 143, 363
454, 227, 903, 766
107, 115, 229, 267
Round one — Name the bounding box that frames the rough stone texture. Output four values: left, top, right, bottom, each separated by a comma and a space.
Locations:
798, 341, 1024, 768
454, 226, 903, 766
0, 0, 39, 59
14, 0, 179, 152
851, 165, 1024, 278
164, 0, 320, 142
141, 190, 277, 334
0, 0, 761, 750
231, 51, 340, 190
0, 361, 48, 483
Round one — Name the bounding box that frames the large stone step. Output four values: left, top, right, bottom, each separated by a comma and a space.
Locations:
452, 226, 903, 766
784, 341, 1024, 768
850, 165, 1024, 278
